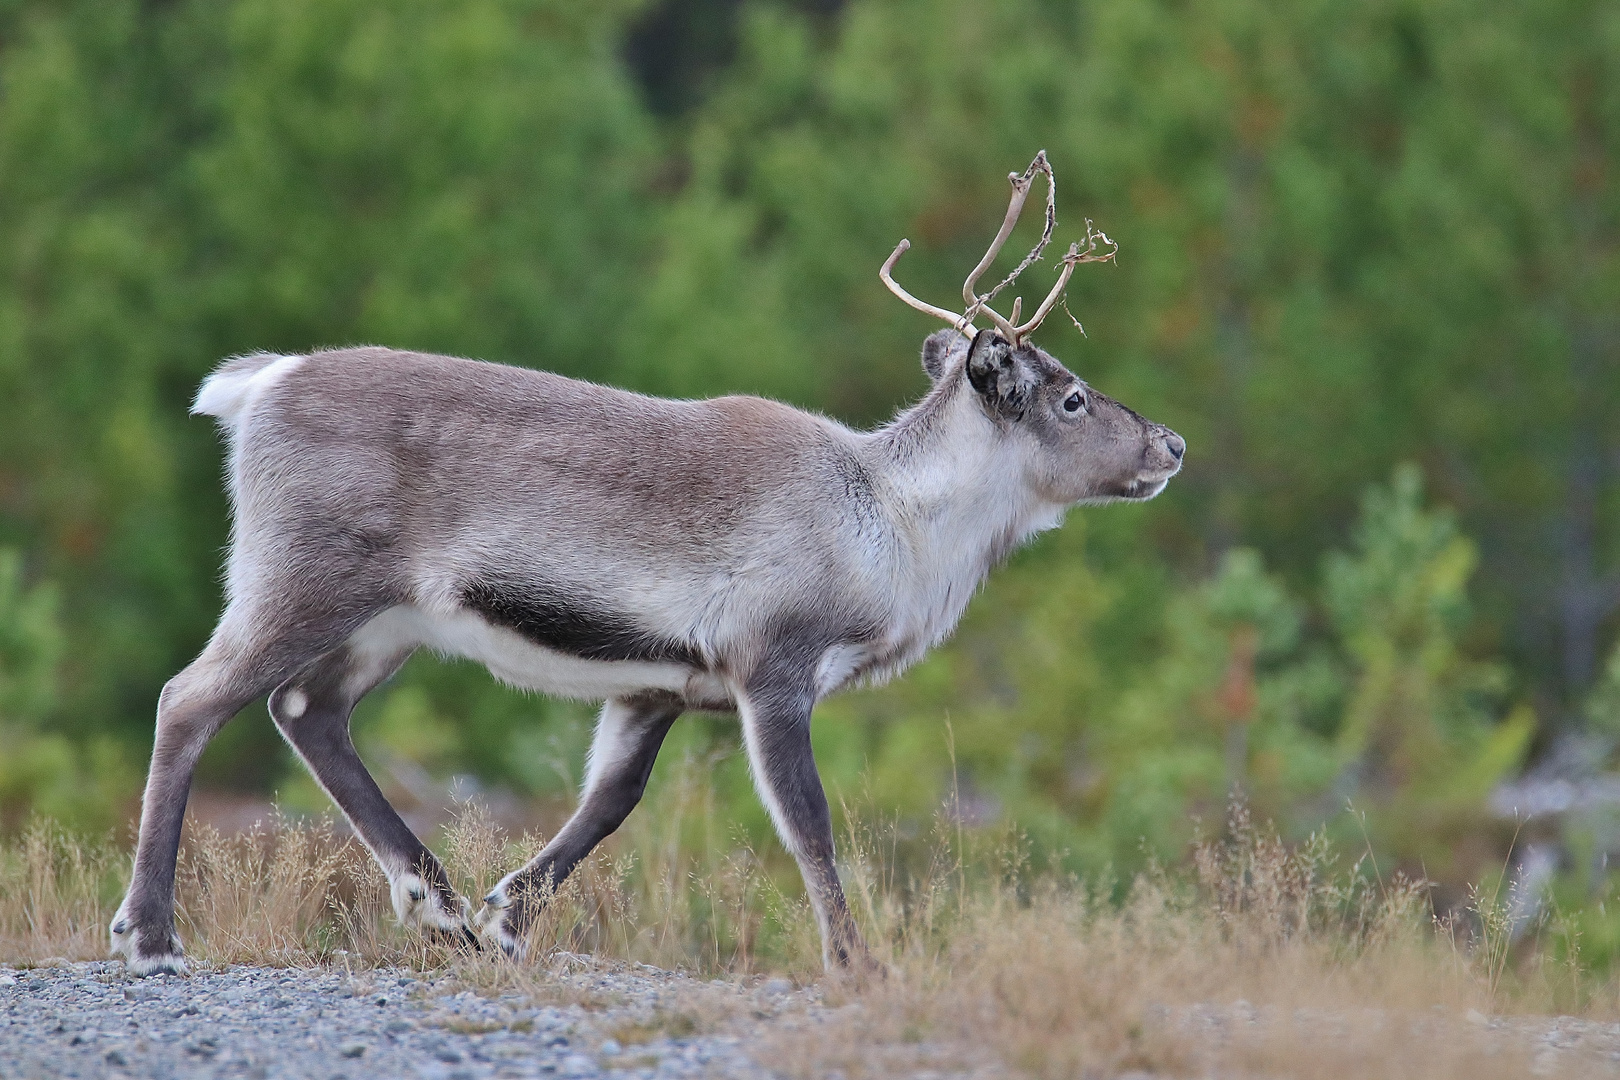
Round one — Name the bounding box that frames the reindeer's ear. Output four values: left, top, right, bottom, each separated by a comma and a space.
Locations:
966, 329, 1037, 415
920, 329, 968, 383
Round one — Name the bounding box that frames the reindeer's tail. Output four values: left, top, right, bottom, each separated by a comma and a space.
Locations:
192, 352, 303, 432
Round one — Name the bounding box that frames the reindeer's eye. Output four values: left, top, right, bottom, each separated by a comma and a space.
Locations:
1064, 390, 1087, 414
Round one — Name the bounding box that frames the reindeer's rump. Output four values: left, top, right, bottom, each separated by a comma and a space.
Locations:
197, 347, 887, 680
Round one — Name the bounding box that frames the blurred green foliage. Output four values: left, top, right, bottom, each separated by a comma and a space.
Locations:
0, 0, 1617, 906
0, 548, 136, 830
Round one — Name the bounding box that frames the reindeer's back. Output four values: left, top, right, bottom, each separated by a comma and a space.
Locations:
211, 347, 884, 617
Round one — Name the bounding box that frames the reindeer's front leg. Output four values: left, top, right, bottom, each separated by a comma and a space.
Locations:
735, 661, 871, 972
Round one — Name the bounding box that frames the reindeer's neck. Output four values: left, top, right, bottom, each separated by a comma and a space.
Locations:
863, 382, 1062, 669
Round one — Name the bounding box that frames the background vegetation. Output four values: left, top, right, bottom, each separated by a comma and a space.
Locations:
1, 0, 1617, 975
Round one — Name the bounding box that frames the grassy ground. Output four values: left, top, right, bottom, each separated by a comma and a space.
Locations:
3, 782, 1618, 1079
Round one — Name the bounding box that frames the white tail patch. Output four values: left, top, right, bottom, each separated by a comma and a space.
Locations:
192, 354, 304, 428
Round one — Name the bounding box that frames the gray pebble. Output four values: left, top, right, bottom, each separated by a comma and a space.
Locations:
559, 1052, 599, 1077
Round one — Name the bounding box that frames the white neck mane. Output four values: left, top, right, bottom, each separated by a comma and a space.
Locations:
861, 375, 1065, 679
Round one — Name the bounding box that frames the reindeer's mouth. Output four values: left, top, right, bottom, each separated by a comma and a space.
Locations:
1114, 472, 1175, 502
1079, 471, 1176, 506
1121, 478, 1160, 500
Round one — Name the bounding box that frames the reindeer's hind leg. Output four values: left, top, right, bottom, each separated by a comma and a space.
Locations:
111, 601, 373, 975
267, 639, 475, 946
475, 690, 682, 956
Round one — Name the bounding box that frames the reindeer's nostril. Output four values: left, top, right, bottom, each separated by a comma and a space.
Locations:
1164, 432, 1185, 461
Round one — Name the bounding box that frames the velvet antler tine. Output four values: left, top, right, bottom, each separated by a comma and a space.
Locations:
974, 156, 1059, 315
881, 240, 977, 337
1012, 220, 1119, 339
962, 152, 1047, 311
1013, 244, 1080, 339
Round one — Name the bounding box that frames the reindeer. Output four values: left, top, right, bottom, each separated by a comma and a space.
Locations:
110, 152, 1184, 975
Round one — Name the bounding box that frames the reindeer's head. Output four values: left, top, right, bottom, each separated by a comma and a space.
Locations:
920, 328, 1183, 503
885, 152, 1184, 506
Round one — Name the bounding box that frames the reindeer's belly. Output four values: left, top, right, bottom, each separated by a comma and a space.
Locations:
348, 605, 729, 704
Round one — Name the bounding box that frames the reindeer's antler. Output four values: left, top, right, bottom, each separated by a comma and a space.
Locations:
879, 151, 1117, 345
962, 151, 1056, 340
880, 240, 978, 336
1010, 218, 1118, 340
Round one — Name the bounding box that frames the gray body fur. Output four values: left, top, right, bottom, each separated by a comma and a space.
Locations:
111, 329, 1183, 974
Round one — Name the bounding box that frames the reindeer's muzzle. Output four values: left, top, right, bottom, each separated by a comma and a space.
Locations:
1120, 426, 1184, 501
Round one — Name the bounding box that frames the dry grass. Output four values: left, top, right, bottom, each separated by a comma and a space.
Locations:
3, 783, 1618, 1078
791, 802, 1620, 1079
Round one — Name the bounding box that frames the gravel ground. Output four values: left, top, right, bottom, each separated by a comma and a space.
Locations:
0, 959, 826, 1080
8, 960, 1620, 1079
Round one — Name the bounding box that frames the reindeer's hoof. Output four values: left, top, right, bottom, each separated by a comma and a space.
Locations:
110, 916, 188, 977
391, 872, 476, 944
426, 924, 483, 953
127, 950, 189, 977
826, 938, 888, 985
472, 886, 526, 960
851, 954, 890, 984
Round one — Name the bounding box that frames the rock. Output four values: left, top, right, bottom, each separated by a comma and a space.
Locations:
187, 1037, 220, 1057
559, 1052, 600, 1077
